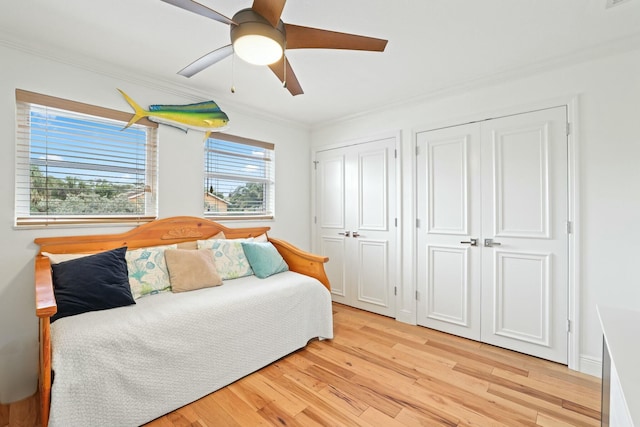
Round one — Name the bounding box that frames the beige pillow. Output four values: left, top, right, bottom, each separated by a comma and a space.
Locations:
164, 249, 223, 292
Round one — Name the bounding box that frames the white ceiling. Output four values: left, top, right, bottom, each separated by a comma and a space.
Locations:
2, 0, 640, 126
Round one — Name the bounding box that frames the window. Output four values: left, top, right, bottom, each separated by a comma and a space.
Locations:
204, 134, 274, 219
15, 89, 159, 226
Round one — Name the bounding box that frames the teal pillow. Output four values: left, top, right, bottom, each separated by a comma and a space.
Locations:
240, 242, 289, 279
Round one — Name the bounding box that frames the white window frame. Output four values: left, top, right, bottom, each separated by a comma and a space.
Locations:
204, 133, 275, 220
15, 89, 159, 226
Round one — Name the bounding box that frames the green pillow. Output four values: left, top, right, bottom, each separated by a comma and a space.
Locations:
240, 242, 289, 279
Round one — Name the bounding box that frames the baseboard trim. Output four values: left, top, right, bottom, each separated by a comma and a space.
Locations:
579, 354, 602, 378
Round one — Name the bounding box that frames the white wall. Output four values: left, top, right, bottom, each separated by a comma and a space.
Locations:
311, 47, 640, 376
0, 45, 312, 403
2, 41, 637, 404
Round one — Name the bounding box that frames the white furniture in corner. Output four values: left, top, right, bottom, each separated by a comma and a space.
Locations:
598, 305, 640, 426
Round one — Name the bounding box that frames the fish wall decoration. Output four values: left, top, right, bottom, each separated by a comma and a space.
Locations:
118, 89, 229, 139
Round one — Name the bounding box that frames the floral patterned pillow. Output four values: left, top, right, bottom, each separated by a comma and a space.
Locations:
197, 239, 254, 280
126, 245, 177, 299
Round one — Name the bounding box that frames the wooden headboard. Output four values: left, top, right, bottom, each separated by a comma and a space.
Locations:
34, 216, 270, 254
33, 216, 329, 427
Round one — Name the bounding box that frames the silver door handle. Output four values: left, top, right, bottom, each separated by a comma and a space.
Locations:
460, 238, 478, 246
352, 232, 360, 238
338, 231, 351, 237
484, 238, 501, 247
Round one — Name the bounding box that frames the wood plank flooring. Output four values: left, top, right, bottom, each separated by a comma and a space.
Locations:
146, 303, 601, 427
3, 303, 601, 426
0, 394, 38, 427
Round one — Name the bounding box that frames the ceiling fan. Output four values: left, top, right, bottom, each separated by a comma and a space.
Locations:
161, 0, 388, 95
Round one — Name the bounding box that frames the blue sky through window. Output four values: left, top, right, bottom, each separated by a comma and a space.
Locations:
29, 108, 148, 186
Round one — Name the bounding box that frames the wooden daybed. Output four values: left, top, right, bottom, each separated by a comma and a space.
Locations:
34, 216, 332, 427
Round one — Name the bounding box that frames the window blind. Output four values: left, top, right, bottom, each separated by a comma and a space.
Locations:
15, 89, 159, 226
204, 134, 275, 219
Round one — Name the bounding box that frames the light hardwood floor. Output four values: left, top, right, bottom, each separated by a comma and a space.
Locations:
3, 303, 601, 427
0, 393, 38, 427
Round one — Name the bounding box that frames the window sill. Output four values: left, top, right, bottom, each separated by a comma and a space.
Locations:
203, 214, 274, 221
15, 216, 157, 229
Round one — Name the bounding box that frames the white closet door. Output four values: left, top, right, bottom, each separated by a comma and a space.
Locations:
480, 107, 568, 364
416, 106, 568, 364
416, 123, 482, 340
315, 150, 349, 305
315, 136, 397, 317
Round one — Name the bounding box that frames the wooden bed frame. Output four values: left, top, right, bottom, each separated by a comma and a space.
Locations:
33, 216, 329, 427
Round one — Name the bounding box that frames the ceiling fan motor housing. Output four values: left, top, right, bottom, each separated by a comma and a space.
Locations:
230, 9, 286, 65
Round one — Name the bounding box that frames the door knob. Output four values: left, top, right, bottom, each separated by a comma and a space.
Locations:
484, 238, 501, 247
460, 238, 478, 246
338, 231, 351, 237
352, 232, 360, 238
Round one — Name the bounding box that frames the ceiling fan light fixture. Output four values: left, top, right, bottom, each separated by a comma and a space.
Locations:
234, 34, 283, 65
230, 9, 285, 66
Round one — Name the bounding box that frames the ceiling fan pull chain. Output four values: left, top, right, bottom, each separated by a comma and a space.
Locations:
231, 53, 236, 93
283, 56, 287, 88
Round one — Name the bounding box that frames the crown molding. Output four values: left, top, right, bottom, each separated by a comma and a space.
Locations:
3, 28, 640, 133
312, 32, 640, 130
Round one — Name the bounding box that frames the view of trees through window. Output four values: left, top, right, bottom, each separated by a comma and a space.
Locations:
204, 136, 274, 218
29, 165, 145, 215
206, 182, 265, 214
22, 113, 152, 217
15, 89, 158, 225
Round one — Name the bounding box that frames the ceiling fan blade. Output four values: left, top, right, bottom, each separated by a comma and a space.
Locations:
284, 24, 387, 51
178, 45, 234, 77
252, 0, 286, 27
160, 0, 235, 25
268, 55, 303, 96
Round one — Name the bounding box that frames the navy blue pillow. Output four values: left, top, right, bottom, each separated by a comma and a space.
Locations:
51, 247, 135, 323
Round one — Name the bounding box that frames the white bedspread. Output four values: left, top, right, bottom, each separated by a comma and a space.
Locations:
48, 271, 333, 427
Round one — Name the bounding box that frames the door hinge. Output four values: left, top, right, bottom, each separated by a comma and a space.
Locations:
567, 319, 571, 333
416, 218, 420, 228
415, 146, 419, 156
394, 286, 397, 296
394, 218, 398, 227
394, 149, 397, 159
313, 160, 319, 170
415, 290, 419, 301
566, 221, 572, 234
314, 216, 317, 224
566, 123, 571, 136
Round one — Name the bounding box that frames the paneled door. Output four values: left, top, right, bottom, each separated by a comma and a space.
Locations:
314, 136, 397, 317
417, 106, 568, 364
480, 108, 568, 363
416, 123, 482, 340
